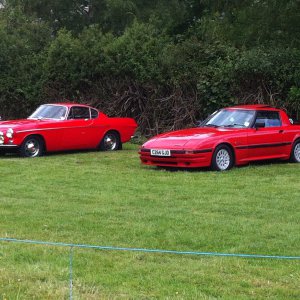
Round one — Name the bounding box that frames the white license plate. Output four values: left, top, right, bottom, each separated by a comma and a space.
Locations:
150, 149, 171, 157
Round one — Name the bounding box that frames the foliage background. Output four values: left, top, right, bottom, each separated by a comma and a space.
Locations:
1, 0, 300, 135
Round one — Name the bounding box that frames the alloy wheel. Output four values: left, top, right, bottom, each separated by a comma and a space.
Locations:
215, 149, 231, 171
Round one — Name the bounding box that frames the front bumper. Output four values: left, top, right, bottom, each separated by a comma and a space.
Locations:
0, 144, 19, 152
0, 131, 20, 151
139, 148, 213, 168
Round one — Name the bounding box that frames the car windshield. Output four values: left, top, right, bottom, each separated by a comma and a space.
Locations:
202, 109, 255, 128
28, 105, 67, 120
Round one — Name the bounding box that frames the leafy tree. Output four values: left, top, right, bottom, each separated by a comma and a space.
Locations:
200, 0, 300, 47
1, 0, 300, 130
0, 5, 50, 117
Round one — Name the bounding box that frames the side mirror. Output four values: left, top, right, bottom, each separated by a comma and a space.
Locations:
255, 120, 265, 129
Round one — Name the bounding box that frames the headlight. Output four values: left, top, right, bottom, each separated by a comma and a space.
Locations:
6, 128, 14, 138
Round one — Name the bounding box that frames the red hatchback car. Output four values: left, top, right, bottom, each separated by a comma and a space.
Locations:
0, 103, 137, 157
139, 105, 300, 171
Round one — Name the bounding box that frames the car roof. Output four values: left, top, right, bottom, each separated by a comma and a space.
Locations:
229, 104, 280, 111
46, 103, 94, 109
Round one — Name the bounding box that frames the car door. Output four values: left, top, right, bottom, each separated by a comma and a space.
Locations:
62, 106, 95, 150
247, 111, 285, 160
86, 108, 106, 148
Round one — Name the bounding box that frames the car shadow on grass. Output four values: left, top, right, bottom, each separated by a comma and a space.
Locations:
148, 159, 292, 173
0, 148, 112, 159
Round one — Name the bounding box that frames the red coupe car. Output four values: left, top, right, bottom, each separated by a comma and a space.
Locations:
0, 103, 137, 157
139, 105, 300, 171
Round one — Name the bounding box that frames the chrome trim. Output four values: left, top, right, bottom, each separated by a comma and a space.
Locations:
23, 138, 40, 157
0, 144, 18, 148
103, 133, 118, 150
16, 125, 96, 134
67, 105, 99, 120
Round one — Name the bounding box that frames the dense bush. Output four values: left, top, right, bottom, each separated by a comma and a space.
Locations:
0, 7, 50, 118
1, 2, 300, 135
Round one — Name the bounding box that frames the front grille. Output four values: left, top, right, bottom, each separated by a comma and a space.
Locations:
140, 148, 150, 153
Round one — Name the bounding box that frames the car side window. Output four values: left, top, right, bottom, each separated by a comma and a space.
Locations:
68, 107, 90, 120
255, 111, 281, 127
91, 108, 98, 119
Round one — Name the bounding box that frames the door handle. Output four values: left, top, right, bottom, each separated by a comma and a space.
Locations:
279, 130, 284, 133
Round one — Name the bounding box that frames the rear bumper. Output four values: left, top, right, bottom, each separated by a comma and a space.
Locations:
139, 148, 213, 168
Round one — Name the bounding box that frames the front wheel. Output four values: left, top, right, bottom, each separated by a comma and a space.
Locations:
211, 145, 234, 171
20, 136, 44, 158
99, 132, 120, 151
290, 140, 300, 163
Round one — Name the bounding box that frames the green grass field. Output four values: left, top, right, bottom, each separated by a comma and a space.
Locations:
0, 144, 299, 299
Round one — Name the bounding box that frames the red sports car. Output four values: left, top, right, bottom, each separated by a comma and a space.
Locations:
0, 103, 137, 157
139, 105, 300, 171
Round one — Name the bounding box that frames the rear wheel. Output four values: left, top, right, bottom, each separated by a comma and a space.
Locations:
99, 132, 120, 151
211, 145, 234, 171
20, 136, 44, 158
291, 140, 300, 163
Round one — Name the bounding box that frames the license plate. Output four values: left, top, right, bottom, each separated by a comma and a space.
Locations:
150, 149, 171, 157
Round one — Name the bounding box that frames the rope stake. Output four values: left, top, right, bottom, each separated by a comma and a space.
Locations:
69, 246, 74, 300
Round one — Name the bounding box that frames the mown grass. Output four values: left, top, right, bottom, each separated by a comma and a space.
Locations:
0, 143, 299, 299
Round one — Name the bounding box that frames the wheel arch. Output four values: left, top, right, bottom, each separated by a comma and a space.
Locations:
105, 129, 120, 138
291, 136, 300, 153
290, 137, 300, 160
99, 129, 122, 150
22, 133, 47, 152
292, 136, 300, 145
212, 142, 236, 165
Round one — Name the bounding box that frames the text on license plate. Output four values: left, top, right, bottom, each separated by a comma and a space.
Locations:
150, 149, 171, 157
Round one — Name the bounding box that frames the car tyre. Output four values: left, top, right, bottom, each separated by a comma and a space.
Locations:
99, 131, 120, 151
211, 144, 234, 171
20, 136, 44, 158
290, 140, 300, 163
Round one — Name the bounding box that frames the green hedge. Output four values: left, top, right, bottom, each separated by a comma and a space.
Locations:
1, 6, 300, 135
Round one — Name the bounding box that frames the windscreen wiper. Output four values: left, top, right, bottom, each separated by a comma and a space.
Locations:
223, 124, 246, 128
203, 124, 220, 128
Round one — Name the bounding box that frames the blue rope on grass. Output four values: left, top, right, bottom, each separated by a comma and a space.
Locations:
1, 237, 300, 260
1, 237, 299, 300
